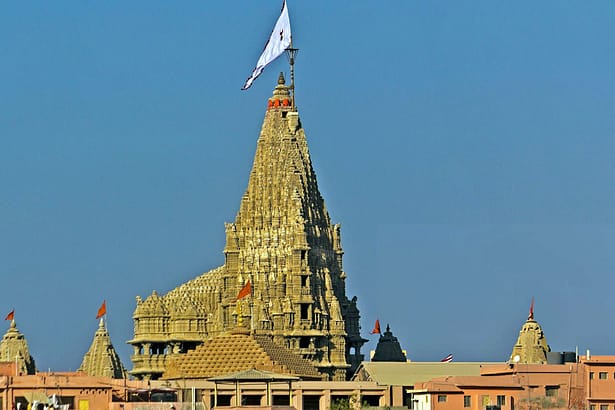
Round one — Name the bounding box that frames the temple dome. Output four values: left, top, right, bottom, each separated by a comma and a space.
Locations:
371, 324, 407, 362
0, 320, 36, 375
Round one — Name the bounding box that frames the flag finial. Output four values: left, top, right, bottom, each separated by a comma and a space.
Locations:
528, 297, 535, 321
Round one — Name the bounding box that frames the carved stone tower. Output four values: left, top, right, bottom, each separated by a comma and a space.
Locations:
0, 320, 36, 375
509, 302, 550, 364
129, 75, 365, 381
79, 319, 127, 379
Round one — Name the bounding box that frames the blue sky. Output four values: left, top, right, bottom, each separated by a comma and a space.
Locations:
1, 1, 614, 371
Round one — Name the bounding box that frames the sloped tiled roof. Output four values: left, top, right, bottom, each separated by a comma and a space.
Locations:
163, 329, 322, 380
352, 362, 493, 386
209, 368, 299, 382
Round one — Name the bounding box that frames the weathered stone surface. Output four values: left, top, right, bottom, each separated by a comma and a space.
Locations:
79, 318, 127, 379
0, 320, 36, 375
129, 75, 364, 381
509, 307, 550, 364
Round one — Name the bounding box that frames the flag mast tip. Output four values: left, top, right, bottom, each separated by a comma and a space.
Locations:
285, 41, 299, 109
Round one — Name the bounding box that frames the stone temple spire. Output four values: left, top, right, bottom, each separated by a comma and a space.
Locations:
372, 324, 407, 362
0, 320, 36, 375
79, 319, 127, 379
129, 76, 365, 381
509, 300, 550, 364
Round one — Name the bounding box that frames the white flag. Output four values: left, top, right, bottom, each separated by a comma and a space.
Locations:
242, 0, 291, 90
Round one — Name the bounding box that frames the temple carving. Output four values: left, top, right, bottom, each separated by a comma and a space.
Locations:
0, 320, 36, 375
129, 74, 365, 381
509, 301, 551, 364
79, 319, 127, 379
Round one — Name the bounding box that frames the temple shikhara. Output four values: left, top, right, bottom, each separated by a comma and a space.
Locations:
128, 74, 365, 381
509, 300, 551, 364
0, 319, 36, 375
79, 319, 127, 379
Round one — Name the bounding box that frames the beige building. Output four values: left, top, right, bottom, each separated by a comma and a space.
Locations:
129, 74, 365, 381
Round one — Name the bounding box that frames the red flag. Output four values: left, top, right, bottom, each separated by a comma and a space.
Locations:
96, 301, 107, 319
4, 309, 14, 321
236, 281, 252, 300
441, 354, 454, 363
528, 297, 534, 320
370, 319, 381, 335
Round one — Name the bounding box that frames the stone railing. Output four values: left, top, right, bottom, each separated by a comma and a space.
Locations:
130, 354, 168, 373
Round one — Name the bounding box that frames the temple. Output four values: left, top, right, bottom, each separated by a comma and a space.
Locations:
129, 74, 365, 381
509, 300, 551, 364
0, 320, 36, 375
371, 324, 407, 362
78, 319, 127, 379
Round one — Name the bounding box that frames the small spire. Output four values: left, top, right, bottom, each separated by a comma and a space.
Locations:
268, 73, 291, 110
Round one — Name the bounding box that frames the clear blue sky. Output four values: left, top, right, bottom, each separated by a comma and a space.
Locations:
1, 1, 614, 371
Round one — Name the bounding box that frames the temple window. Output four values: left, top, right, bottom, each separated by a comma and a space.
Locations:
545, 386, 559, 397
299, 337, 310, 348
600, 372, 608, 380
242, 395, 262, 406
273, 395, 290, 406
300, 304, 309, 320
437, 395, 447, 402
362, 395, 380, 407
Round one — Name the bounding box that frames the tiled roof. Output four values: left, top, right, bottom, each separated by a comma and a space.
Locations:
208, 368, 299, 382
163, 330, 322, 380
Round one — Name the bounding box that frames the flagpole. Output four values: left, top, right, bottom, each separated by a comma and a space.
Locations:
285, 40, 299, 110
250, 274, 255, 334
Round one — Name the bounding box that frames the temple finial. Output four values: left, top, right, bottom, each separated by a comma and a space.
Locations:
268, 74, 291, 110
528, 297, 535, 321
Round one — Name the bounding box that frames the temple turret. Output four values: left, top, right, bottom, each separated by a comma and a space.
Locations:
372, 324, 408, 362
0, 320, 36, 375
129, 76, 365, 381
79, 319, 127, 378
509, 300, 550, 364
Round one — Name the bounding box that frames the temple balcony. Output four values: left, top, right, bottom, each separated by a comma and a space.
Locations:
130, 354, 168, 373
